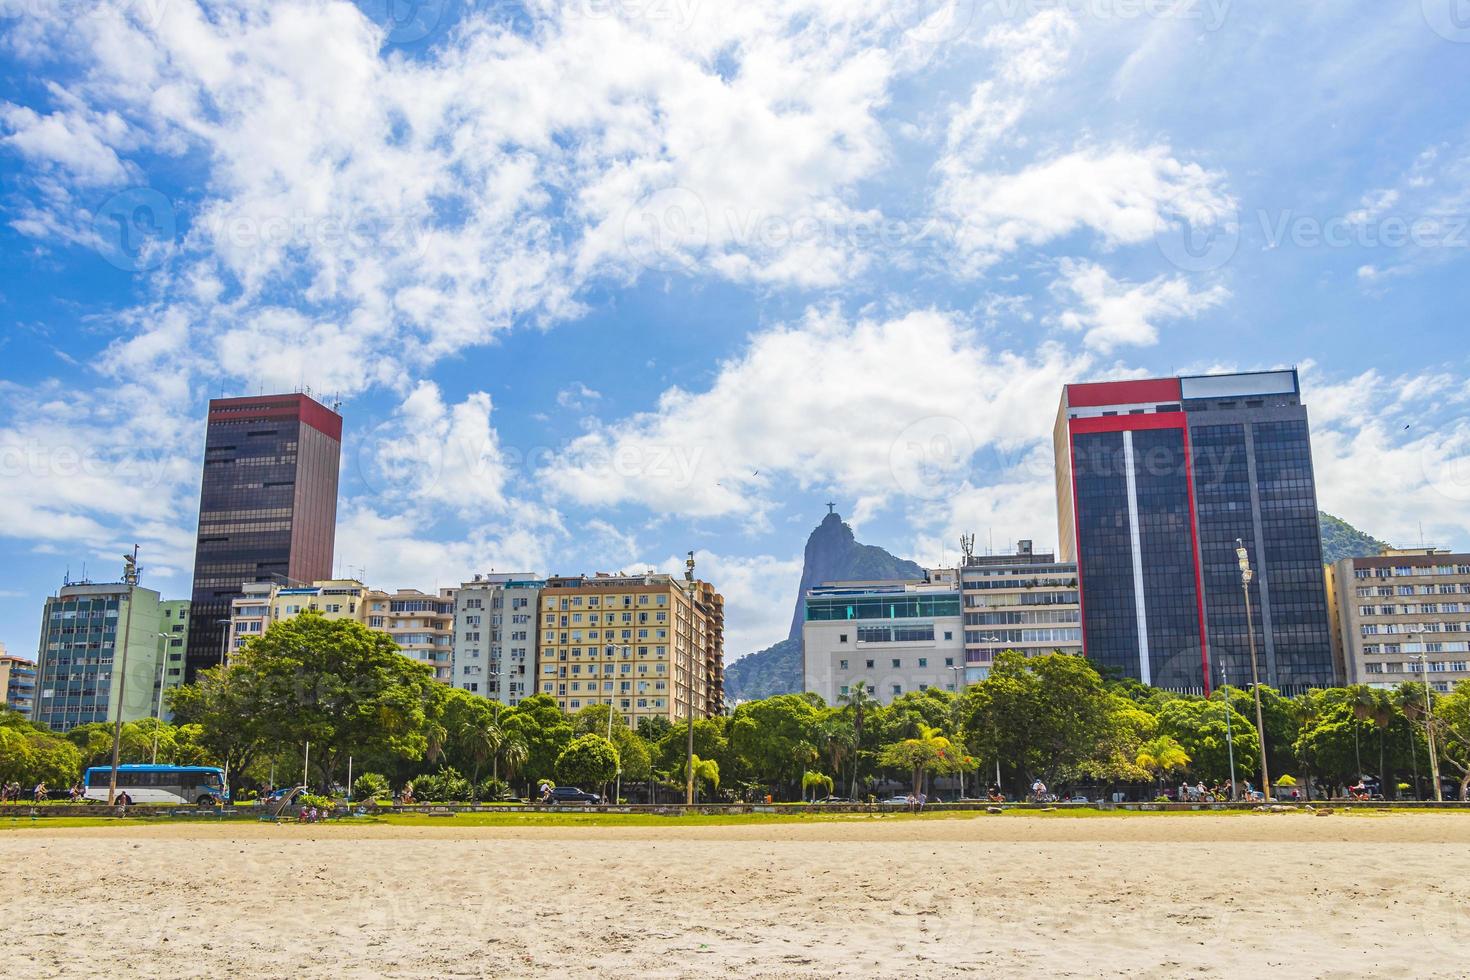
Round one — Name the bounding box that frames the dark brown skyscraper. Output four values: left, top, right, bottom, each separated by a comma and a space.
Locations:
184, 394, 343, 679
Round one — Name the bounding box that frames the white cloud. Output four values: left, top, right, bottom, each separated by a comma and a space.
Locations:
0, 380, 199, 571
1304, 366, 1470, 550
937, 145, 1234, 274
556, 383, 603, 412
331, 503, 562, 594
541, 306, 1092, 521
2, 0, 911, 398
359, 382, 511, 519
1051, 259, 1229, 351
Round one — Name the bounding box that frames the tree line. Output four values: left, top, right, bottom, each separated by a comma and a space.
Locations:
2, 613, 1468, 802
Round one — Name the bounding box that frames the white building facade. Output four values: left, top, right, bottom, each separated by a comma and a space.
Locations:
452, 573, 542, 705
802, 573, 965, 706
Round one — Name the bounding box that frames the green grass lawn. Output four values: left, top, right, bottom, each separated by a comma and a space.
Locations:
4, 804, 1460, 832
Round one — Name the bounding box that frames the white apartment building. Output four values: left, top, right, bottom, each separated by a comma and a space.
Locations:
960, 541, 1082, 682
228, 579, 369, 656
366, 588, 457, 683
452, 573, 542, 705
1327, 548, 1470, 694
802, 571, 965, 706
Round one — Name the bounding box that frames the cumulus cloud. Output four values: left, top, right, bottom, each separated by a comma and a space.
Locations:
1051, 259, 1229, 351
1303, 366, 1470, 548
540, 306, 1092, 522
358, 382, 511, 518
1, 0, 911, 397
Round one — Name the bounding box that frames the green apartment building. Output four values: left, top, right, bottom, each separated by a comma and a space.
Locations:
34, 579, 189, 733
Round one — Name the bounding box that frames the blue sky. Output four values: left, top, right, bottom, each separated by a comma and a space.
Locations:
2, 1, 1469, 663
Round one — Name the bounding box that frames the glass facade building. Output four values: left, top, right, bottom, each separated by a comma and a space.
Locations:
184, 394, 342, 680
1055, 371, 1338, 693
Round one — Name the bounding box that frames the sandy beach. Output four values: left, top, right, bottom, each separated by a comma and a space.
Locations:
3, 812, 1468, 978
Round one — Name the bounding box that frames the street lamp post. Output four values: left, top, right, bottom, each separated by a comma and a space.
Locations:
683, 552, 697, 807
151, 631, 173, 765
1220, 663, 1237, 801
216, 619, 232, 667
1234, 540, 1271, 802
107, 548, 143, 806
948, 663, 966, 801
1410, 635, 1444, 803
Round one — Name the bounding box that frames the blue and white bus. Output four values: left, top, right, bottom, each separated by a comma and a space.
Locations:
82, 765, 230, 805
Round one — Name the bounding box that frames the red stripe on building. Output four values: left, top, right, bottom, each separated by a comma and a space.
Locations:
1067, 421, 1087, 663
1064, 377, 1181, 409
1067, 411, 1187, 435
1180, 423, 1212, 695
207, 394, 343, 441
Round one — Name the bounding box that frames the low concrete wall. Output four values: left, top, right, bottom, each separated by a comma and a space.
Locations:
5, 799, 1469, 820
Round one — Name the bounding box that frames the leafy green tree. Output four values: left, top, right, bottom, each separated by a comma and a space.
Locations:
503, 694, 573, 793
572, 704, 653, 785
0, 715, 83, 789
637, 716, 673, 742
655, 718, 727, 778
959, 652, 1117, 790
166, 664, 271, 797
877, 723, 954, 795
1155, 695, 1257, 785
217, 613, 444, 792
1289, 694, 1415, 791
555, 734, 619, 791
1432, 680, 1470, 800
1074, 693, 1155, 785
728, 694, 822, 797
881, 689, 957, 742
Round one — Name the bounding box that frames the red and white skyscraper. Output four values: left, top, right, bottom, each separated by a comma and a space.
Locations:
1054, 370, 1338, 694
184, 394, 343, 680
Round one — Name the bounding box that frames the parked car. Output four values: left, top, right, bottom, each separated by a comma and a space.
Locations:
545, 786, 601, 805
812, 795, 856, 804
879, 795, 915, 805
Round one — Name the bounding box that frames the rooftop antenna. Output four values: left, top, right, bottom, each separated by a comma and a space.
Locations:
122, 545, 140, 587
960, 533, 975, 563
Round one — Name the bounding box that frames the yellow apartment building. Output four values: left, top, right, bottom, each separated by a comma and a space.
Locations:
537, 572, 724, 726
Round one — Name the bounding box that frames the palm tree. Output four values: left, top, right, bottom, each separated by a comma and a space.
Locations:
801, 770, 834, 802
1392, 682, 1425, 798
816, 716, 856, 792
459, 717, 503, 796
839, 681, 880, 799
499, 736, 528, 799
1136, 735, 1190, 797
424, 720, 449, 770
685, 754, 719, 803
1346, 684, 1377, 779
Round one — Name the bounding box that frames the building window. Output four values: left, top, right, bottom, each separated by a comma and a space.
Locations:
839, 633, 848, 644
838, 659, 848, 670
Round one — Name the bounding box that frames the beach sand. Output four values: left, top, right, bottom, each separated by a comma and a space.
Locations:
3, 811, 1468, 978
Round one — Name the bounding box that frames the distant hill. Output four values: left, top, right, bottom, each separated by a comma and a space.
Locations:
1320, 512, 1390, 564
724, 511, 923, 703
